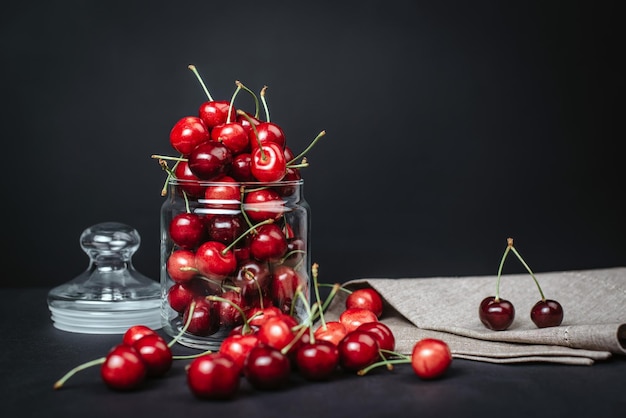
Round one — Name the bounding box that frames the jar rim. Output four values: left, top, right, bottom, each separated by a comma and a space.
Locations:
167, 178, 303, 187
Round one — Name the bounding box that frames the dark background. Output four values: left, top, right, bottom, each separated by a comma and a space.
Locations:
2, 0, 623, 289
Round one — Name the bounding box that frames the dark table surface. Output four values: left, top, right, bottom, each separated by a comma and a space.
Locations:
2, 287, 624, 418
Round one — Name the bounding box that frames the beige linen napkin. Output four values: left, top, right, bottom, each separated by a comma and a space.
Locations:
323, 267, 626, 365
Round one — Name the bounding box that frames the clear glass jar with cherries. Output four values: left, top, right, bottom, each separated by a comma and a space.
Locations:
160, 177, 311, 349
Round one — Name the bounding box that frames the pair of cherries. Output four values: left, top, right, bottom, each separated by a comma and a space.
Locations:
479, 238, 564, 331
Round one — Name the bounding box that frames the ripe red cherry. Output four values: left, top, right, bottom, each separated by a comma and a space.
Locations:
187, 353, 240, 400
211, 122, 249, 155
250, 142, 286, 182
337, 330, 380, 372
356, 321, 395, 353
296, 340, 339, 381
166, 249, 197, 284
206, 214, 245, 245
132, 334, 173, 378
122, 325, 158, 346
167, 282, 198, 313
199, 100, 232, 129
346, 288, 384, 318
203, 176, 240, 213
219, 333, 260, 373
256, 316, 295, 351
174, 160, 205, 198
250, 223, 288, 262
232, 259, 272, 304
249, 121, 286, 151
169, 212, 205, 249
244, 344, 291, 390
183, 297, 218, 336
230, 152, 255, 182
169, 116, 210, 155
195, 241, 237, 280
411, 338, 452, 379
247, 306, 283, 327
215, 289, 245, 327
339, 307, 378, 333
531, 299, 564, 328
243, 188, 285, 223
313, 321, 347, 346
479, 296, 515, 331
270, 265, 302, 314
236, 111, 261, 135
188, 141, 232, 180
100, 344, 147, 391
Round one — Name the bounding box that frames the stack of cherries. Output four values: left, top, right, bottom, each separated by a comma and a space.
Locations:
154, 65, 325, 339
54, 266, 454, 399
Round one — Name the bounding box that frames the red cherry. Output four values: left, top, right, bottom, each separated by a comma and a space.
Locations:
346, 288, 384, 318
187, 353, 240, 400
174, 160, 205, 198
256, 316, 295, 351
183, 297, 218, 336
339, 307, 378, 333
243, 188, 285, 223
313, 321, 347, 346
122, 325, 158, 347
296, 340, 339, 381
244, 344, 291, 390
132, 334, 173, 378
166, 249, 197, 284
232, 260, 272, 304
167, 282, 198, 313
211, 122, 249, 155
195, 241, 237, 280
270, 265, 303, 315
100, 344, 147, 391
247, 306, 282, 327
188, 141, 232, 180
531, 299, 564, 328
250, 142, 286, 182
356, 322, 395, 353
411, 338, 452, 379
236, 111, 261, 135
249, 121, 286, 151
199, 100, 232, 129
169, 212, 205, 249
219, 333, 260, 373
479, 296, 515, 331
250, 223, 287, 262
216, 289, 245, 327
230, 153, 255, 182
203, 176, 240, 213
206, 214, 245, 246
337, 330, 380, 372
169, 116, 210, 155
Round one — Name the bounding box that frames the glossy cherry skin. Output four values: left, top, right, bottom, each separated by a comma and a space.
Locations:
232, 260, 272, 304
230, 152, 255, 182
195, 241, 237, 280
244, 344, 291, 390
246, 306, 283, 328
296, 340, 339, 381
187, 352, 240, 400
206, 214, 245, 246
314, 321, 348, 346
100, 344, 146, 391
479, 296, 515, 331
211, 122, 249, 155
219, 333, 260, 373
250, 142, 286, 182
203, 175, 240, 213
166, 249, 197, 284
250, 224, 288, 262
270, 265, 302, 314
346, 288, 384, 318
356, 322, 395, 353
132, 334, 173, 378
199, 100, 232, 129
174, 160, 205, 198
215, 289, 245, 327
243, 188, 285, 223
256, 316, 295, 351
122, 325, 158, 347
249, 121, 286, 150
530, 299, 564, 328
169, 116, 210, 155
183, 297, 219, 336
169, 212, 205, 249
411, 338, 452, 379
167, 281, 199, 313
236, 111, 261, 136
337, 330, 380, 372
188, 141, 232, 180
339, 307, 378, 333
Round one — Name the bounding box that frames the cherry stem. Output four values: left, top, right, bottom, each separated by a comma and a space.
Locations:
206, 295, 253, 335
237, 110, 266, 160
287, 131, 326, 165
168, 299, 197, 348
220, 218, 275, 255
260, 85, 270, 122
188, 64, 214, 101
227, 81, 243, 124
286, 157, 309, 169
311, 263, 327, 329
494, 239, 513, 301
509, 242, 546, 301
53, 357, 106, 390
235, 81, 260, 119
357, 358, 411, 376
151, 154, 188, 162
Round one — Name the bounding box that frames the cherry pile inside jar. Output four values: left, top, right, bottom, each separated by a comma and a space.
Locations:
155, 65, 324, 348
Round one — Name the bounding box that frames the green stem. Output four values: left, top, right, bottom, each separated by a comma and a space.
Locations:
53, 357, 106, 390
237, 110, 265, 160
188, 64, 214, 101
207, 295, 252, 335
221, 218, 274, 255
260, 85, 270, 122
227, 81, 243, 124
495, 241, 512, 301
287, 131, 326, 165
510, 245, 546, 301
357, 358, 411, 376
168, 299, 197, 348
236, 81, 260, 119
311, 263, 326, 329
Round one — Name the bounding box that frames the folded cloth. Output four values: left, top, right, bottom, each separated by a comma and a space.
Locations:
322, 267, 626, 365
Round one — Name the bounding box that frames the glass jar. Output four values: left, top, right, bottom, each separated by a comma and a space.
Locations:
160, 177, 311, 349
